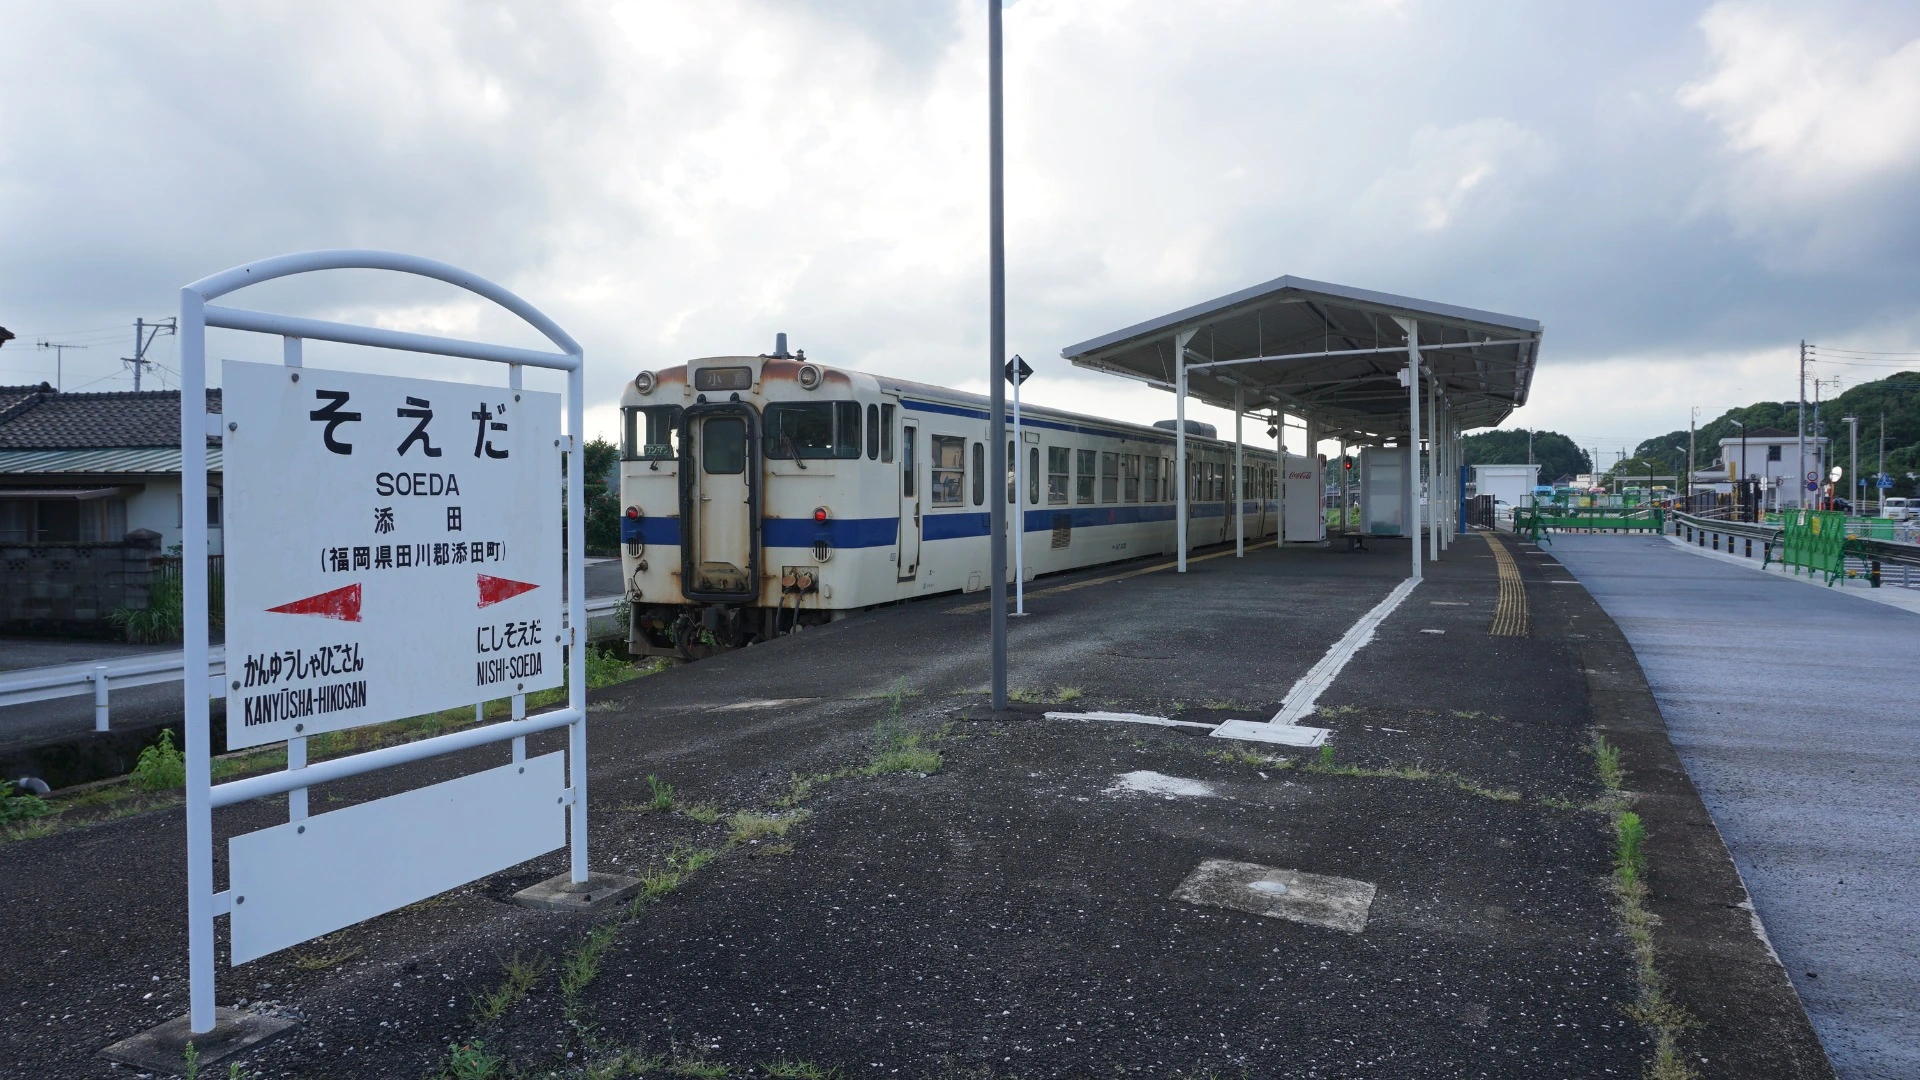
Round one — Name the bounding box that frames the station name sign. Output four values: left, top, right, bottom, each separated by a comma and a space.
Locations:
223, 361, 563, 749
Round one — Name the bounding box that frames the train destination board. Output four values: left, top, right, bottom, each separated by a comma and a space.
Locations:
222, 360, 563, 749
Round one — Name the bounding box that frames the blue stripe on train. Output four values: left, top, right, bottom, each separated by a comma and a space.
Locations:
620, 502, 1272, 549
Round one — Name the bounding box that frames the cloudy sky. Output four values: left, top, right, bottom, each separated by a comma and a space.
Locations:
3, 0, 1918, 462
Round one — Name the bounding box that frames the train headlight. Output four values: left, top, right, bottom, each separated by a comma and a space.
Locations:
634, 370, 657, 396
797, 363, 823, 391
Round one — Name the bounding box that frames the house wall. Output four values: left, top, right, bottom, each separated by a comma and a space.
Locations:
1721, 439, 1827, 508
123, 477, 224, 555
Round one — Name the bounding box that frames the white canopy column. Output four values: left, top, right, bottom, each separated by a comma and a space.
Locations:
1233, 387, 1245, 557
1174, 328, 1195, 572
1401, 317, 1423, 581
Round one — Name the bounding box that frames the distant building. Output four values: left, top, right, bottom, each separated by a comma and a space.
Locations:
1690, 427, 1828, 508
0, 384, 223, 552
1471, 464, 1539, 507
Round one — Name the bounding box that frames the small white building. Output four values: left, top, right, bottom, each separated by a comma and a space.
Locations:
1472, 463, 1540, 508
1692, 427, 1828, 509
0, 383, 224, 553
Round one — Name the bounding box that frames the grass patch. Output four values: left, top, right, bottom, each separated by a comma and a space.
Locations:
1301, 746, 1520, 802
1007, 686, 1083, 705
1593, 733, 1624, 791
864, 679, 943, 776
763, 1062, 842, 1079
472, 952, 547, 1026
440, 1040, 505, 1080
667, 1056, 732, 1078
632, 845, 722, 909
1208, 747, 1290, 769
750, 841, 795, 858
289, 945, 361, 971
728, 810, 809, 845
683, 802, 721, 825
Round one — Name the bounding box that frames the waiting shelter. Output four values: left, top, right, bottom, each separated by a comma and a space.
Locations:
1059, 275, 1543, 581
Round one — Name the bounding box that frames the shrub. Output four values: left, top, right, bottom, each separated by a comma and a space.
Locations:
130, 729, 188, 791
0, 793, 52, 823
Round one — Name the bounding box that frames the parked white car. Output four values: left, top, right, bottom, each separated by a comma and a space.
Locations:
1884, 497, 1917, 522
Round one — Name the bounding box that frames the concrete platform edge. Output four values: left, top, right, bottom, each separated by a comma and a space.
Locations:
1520, 535, 1837, 1079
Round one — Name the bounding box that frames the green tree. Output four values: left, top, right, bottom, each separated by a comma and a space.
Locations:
582, 437, 621, 556
1459, 429, 1590, 484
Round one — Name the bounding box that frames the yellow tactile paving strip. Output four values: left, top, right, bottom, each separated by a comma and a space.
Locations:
1487, 533, 1529, 637
944, 539, 1278, 614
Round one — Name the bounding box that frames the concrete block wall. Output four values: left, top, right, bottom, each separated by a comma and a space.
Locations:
0, 530, 162, 635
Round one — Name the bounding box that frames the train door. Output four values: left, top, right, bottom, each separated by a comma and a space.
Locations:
897, 421, 921, 580
679, 404, 759, 601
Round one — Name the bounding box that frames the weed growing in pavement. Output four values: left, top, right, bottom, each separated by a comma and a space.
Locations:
1318, 742, 1336, 768
581, 1048, 667, 1078
728, 810, 809, 845
289, 945, 361, 972
1589, 738, 1696, 1080
632, 845, 722, 909
683, 802, 722, 824
1200, 699, 1244, 711
472, 952, 547, 1026
865, 681, 944, 775
751, 841, 796, 858
440, 1040, 505, 1080
560, 923, 622, 1042
129, 729, 187, 790
643, 775, 677, 812
1208, 747, 1288, 769
763, 1061, 843, 1079
1300, 751, 1522, 802
1593, 733, 1624, 791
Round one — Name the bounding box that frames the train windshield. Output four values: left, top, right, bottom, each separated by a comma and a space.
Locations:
622, 405, 683, 460
764, 402, 862, 460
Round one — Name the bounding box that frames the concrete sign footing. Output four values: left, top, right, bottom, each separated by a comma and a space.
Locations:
1171, 859, 1377, 933
100, 1006, 297, 1071
513, 870, 645, 912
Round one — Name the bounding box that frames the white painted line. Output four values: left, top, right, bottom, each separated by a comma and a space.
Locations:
1044, 710, 1218, 731
708, 697, 819, 711
1419, 628, 1446, 634
1270, 576, 1419, 726
1210, 719, 1328, 747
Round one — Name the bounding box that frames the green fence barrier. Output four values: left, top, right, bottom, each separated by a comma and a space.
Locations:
1778, 509, 1849, 584
1515, 505, 1664, 544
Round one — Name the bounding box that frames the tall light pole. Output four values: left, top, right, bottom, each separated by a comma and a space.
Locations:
1842, 415, 1858, 516
1797, 341, 1806, 509
986, 0, 1008, 712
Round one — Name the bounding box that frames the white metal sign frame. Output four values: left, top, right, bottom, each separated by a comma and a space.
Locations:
178, 250, 588, 1034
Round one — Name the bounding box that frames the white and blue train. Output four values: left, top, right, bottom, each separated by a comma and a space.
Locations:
618, 337, 1321, 658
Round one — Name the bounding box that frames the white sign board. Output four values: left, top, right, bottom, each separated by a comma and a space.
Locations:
223, 360, 563, 749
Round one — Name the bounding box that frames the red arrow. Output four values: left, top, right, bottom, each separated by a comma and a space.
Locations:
477, 574, 539, 608
267, 583, 362, 622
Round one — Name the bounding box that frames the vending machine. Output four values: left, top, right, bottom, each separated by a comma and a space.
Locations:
1282, 453, 1325, 543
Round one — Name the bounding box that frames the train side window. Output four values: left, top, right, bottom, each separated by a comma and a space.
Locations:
1143, 456, 1160, 503
882, 405, 896, 462
1007, 440, 1016, 503
1047, 447, 1069, 504
1029, 447, 1040, 504
972, 442, 985, 506
1123, 454, 1140, 502
931, 435, 966, 506
1100, 451, 1119, 503
629, 405, 683, 460
866, 404, 879, 460
1075, 449, 1095, 504
901, 425, 916, 496
765, 401, 861, 459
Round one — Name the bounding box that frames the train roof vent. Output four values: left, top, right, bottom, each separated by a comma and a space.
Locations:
1153, 419, 1217, 439
762, 332, 792, 359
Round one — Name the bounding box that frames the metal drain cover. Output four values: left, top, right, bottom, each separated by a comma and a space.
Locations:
1172, 859, 1376, 933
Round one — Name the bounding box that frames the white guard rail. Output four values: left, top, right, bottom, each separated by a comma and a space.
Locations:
0, 596, 620, 734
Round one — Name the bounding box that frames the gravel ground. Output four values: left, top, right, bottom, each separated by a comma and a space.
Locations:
0, 536, 1826, 1078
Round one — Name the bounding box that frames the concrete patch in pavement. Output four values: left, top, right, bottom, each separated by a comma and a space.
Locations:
1209, 718, 1328, 746
1044, 710, 1215, 731
99, 1006, 297, 1072
1104, 770, 1215, 798
1171, 859, 1377, 933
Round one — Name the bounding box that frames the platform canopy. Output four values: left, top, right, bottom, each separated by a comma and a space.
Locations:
1059, 275, 1542, 444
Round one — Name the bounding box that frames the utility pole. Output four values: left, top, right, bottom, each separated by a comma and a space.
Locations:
986, 0, 1008, 713
1813, 378, 1824, 508
126, 317, 177, 390
1688, 407, 1697, 510
1797, 341, 1807, 510
1843, 415, 1858, 516
35, 340, 89, 390
1878, 412, 1887, 517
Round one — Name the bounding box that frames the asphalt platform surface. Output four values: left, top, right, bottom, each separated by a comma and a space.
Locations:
0, 536, 1828, 1078
1549, 533, 1920, 1080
